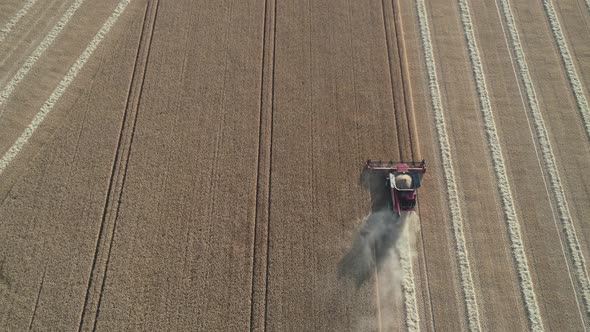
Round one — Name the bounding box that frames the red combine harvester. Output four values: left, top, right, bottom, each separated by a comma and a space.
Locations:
365, 160, 426, 215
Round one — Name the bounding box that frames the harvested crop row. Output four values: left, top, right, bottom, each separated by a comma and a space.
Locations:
456, 0, 544, 329
496, 0, 590, 318
0, 0, 132, 174
0, 0, 85, 111
541, 0, 590, 142
414, 0, 482, 330
0, 0, 37, 43
400, 216, 419, 331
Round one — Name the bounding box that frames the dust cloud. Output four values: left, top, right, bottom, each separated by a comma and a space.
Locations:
337, 168, 414, 289
335, 168, 420, 330
337, 211, 419, 331
337, 210, 405, 288
338, 209, 417, 290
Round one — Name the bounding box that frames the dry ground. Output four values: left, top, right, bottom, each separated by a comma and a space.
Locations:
0, 0, 589, 331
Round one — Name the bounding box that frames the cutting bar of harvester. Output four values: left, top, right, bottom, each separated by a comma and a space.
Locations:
365, 159, 426, 173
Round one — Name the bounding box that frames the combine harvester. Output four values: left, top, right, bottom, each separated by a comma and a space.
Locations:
365, 160, 426, 216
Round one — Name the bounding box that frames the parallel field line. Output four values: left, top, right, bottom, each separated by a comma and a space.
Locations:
497, 0, 590, 317
0, 0, 61, 74
542, 0, 590, 141
392, 0, 436, 328
0, 0, 132, 175
0, 0, 85, 112
0, 0, 38, 43
414, 0, 482, 330
456, 0, 544, 329
494, 1, 587, 327
382, 0, 419, 327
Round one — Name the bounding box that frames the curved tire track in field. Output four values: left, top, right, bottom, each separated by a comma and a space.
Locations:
0, 0, 38, 43
0, 0, 132, 175
542, 0, 590, 142
456, 0, 544, 329
497, 0, 590, 318
414, 0, 482, 330
0, 0, 85, 112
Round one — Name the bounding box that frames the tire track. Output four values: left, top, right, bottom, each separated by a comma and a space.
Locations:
0, 0, 37, 43
381, 0, 419, 329
374, 263, 384, 332
392, 0, 420, 161
414, 0, 482, 330
542, 0, 590, 142
414, 202, 437, 331
249, 0, 276, 330
455, 0, 544, 329
496, 0, 590, 319
381, 0, 405, 160
0, 0, 85, 113
75, 1, 153, 330
26, 265, 47, 331
0, 0, 131, 175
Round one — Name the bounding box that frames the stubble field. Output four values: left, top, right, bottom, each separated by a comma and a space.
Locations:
0, 0, 589, 330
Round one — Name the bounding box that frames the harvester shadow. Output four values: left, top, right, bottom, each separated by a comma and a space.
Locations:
337, 168, 404, 288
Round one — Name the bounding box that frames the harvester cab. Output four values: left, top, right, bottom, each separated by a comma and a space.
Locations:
365, 160, 426, 215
